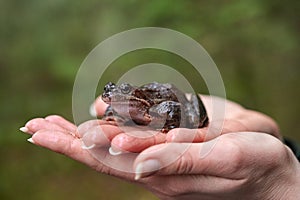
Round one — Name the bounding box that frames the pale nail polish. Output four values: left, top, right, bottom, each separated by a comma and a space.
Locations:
81, 143, 96, 150
81, 141, 96, 150
108, 146, 123, 156
27, 138, 35, 144
19, 127, 29, 133
134, 159, 161, 180
134, 163, 143, 180
89, 103, 97, 117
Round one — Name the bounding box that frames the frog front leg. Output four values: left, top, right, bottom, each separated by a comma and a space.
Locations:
149, 101, 181, 133
103, 105, 126, 123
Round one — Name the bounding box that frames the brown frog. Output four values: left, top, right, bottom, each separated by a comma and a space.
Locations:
101, 82, 208, 133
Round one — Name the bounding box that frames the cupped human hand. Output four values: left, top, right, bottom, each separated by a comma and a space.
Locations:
21, 115, 138, 180
131, 132, 300, 200
90, 95, 281, 153
21, 117, 300, 200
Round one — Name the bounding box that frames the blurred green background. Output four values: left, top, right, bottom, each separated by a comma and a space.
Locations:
1, 0, 299, 199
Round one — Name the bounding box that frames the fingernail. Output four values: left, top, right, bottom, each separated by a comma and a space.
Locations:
27, 137, 35, 144
108, 146, 123, 156
81, 141, 96, 150
134, 159, 161, 180
89, 103, 97, 117
19, 127, 29, 133
81, 144, 96, 150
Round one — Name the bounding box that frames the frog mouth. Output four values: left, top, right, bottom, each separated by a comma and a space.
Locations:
107, 96, 151, 107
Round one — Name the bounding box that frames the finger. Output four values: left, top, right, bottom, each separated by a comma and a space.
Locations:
166, 128, 206, 143
30, 129, 98, 165
90, 96, 109, 117
165, 121, 225, 143
77, 120, 104, 137
166, 120, 249, 143
110, 128, 166, 154
200, 95, 248, 119
77, 119, 118, 137
240, 110, 281, 139
81, 125, 123, 149
45, 115, 77, 133
22, 118, 68, 135
201, 96, 280, 138
29, 130, 137, 180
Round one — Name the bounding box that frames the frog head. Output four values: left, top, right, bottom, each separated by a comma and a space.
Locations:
102, 82, 152, 125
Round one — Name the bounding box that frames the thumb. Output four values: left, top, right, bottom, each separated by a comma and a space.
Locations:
133, 135, 243, 180
134, 132, 279, 180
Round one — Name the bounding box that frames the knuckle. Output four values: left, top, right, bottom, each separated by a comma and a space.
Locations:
218, 137, 245, 173
263, 138, 289, 167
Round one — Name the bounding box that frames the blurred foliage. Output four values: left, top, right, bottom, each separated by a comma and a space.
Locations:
0, 0, 299, 199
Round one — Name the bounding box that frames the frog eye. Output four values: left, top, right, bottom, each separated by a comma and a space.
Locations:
104, 82, 116, 92
120, 84, 131, 94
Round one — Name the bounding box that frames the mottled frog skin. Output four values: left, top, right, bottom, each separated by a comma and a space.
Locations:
102, 82, 208, 133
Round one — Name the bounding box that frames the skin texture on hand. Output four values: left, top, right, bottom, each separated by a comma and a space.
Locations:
20, 96, 300, 200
